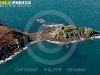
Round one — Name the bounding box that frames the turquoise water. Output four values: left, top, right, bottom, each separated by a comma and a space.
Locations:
0, 0, 100, 75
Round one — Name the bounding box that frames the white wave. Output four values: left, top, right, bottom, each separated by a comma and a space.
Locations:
80, 38, 85, 41
90, 36, 100, 39
46, 40, 64, 44
0, 44, 31, 64
46, 24, 64, 28
90, 37, 95, 39
23, 47, 28, 50
94, 36, 100, 39
0, 40, 40, 64
5, 56, 12, 61
0, 50, 22, 64
70, 40, 78, 43
30, 41, 38, 44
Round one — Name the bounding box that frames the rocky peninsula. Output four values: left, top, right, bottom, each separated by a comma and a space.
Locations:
29, 25, 100, 44
0, 24, 100, 64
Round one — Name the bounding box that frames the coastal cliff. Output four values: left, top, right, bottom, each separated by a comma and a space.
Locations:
0, 24, 100, 63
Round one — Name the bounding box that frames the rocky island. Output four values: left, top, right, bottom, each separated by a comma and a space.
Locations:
0, 24, 100, 64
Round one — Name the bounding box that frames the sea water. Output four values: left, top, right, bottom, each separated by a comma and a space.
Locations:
0, 0, 100, 75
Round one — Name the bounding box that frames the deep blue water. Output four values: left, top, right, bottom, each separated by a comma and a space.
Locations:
0, 0, 100, 75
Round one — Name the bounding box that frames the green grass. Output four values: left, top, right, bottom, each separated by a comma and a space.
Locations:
59, 31, 64, 35
64, 25, 77, 30
59, 25, 84, 35
58, 25, 93, 36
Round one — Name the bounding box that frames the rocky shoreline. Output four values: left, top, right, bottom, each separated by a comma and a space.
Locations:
0, 24, 100, 64
0, 24, 31, 64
